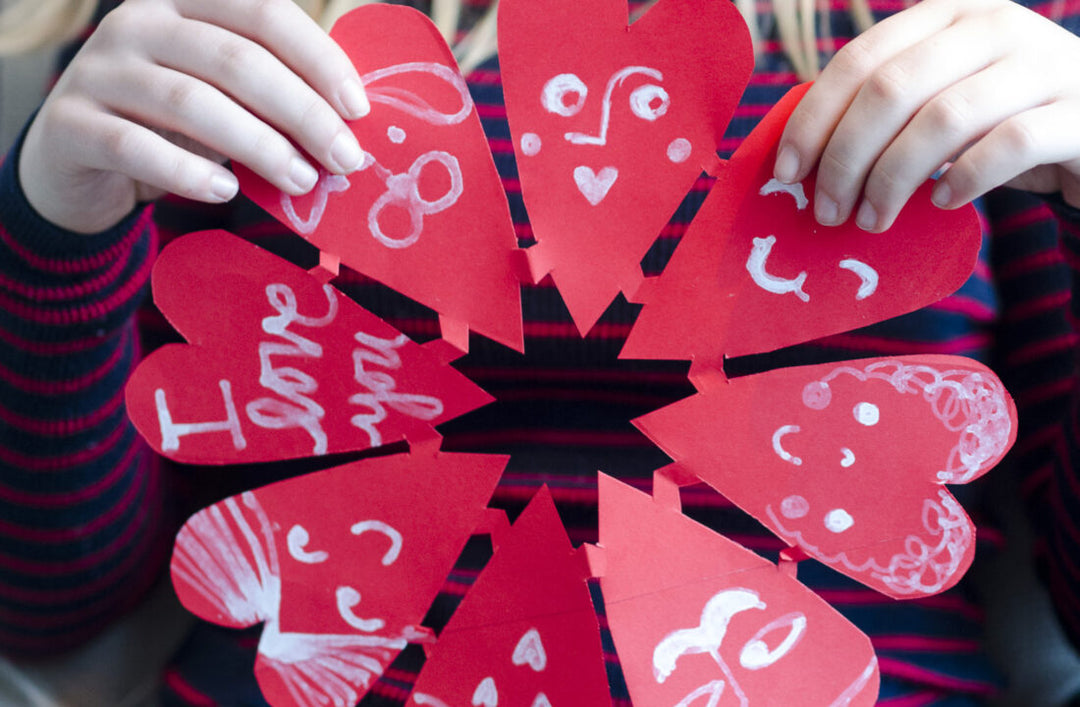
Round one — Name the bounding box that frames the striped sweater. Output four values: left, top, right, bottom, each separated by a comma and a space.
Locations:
2, 0, 1080, 704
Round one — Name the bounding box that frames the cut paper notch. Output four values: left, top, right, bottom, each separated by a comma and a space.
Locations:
236, 4, 524, 352
408, 487, 611, 707
634, 355, 1018, 599
621, 83, 982, 372
499, 0, 753, 335
594, 473, 879, 706
125, 230, 493, 465
170, 448, 508, 707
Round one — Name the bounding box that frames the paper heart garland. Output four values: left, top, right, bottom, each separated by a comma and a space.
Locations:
634, 355, 1017, 598
236, 4, 524, 353
500, 0, 753, 334
408, 488, 611, 707
170, 446, 508, 707
593, 473, 879, 706
621, 83, 982, 372
125, 230, 492, 465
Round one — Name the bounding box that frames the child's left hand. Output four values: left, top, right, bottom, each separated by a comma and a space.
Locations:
773, 0, 1080, 232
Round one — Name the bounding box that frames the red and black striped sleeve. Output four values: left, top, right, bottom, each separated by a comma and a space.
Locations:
0, 129, 171, 656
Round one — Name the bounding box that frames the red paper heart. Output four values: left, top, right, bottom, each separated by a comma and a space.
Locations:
500, 0, 753, 334
596, 473, 879, 706
408, 488, 611, 707
236, 4, 524, 352
171, 447, 507, 707
125, 230, 492, 465
622, 84, 982, 371
634, 355, 1017, 598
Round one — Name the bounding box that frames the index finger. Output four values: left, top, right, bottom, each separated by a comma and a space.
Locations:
773, 0, 968, 184
177, 0, 369, 119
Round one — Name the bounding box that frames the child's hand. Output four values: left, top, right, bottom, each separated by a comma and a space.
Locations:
773, 0, 1080, 232
18, 0, 369, 233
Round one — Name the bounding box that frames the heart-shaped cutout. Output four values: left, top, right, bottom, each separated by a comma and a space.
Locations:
634, 355, 1017, 598
171, 448, 507, 707
622, 84, 982, 371
500, 0, 753, 334
597, 474, 879, 706
125, 230, 493, 465
236, 4, 524, 352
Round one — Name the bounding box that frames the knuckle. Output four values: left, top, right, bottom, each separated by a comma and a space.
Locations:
214, 37, 256, 81
997, 118, 1040, 159
100, 124, 143, 165
830, 40, 876, 85
923, 90, 973, 138
163, 78, 201, 115
864, 62, 910, 106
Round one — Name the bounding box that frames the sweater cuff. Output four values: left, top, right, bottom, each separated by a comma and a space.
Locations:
0, 119, 153, 271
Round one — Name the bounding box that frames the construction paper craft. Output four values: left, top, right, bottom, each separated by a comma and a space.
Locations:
634, 355, 1017, 599
408, 487, 611, 707
171, 445, 508, 707
125, 230, 493, 465
592, 472, 879, 706
621, 84, 982, 373
236, 4, 524, 353
499, 0, 753, 334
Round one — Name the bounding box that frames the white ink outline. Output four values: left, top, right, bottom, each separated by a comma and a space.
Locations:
287, 525, 328, 564
839, 259, 879, 300
564, 66, 665, 146
772, 425, 802, 466
747, 236, 810, 302
759, 178, 809, 210
573, 165, 618, 206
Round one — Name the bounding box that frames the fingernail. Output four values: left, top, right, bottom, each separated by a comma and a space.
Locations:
289, 158, 319, 192
209, 173, 238, 202
855, 200, 878, 231
330, 132, 363, 173
340, 79, 370, 119
932, 181, 952, 208
775, 145, 800, 183
816, 193, 839, 225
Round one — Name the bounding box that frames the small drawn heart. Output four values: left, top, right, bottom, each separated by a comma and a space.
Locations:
573, 166, 618, 206
531, 693, 553, 707
472, 677, 499, 707
511, 628, 547, 672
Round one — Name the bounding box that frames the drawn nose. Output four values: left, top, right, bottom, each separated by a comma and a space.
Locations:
573, 165, 618, 206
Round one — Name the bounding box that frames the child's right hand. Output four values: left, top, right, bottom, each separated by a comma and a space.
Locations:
17, 0, 369, 234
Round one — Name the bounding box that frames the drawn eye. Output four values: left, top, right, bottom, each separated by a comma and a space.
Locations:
628, 83, 670, 121
541, 73, 588, 117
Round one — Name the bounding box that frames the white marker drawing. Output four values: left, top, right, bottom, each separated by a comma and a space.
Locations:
853, 401, 880, 426
767, 489, 972, 595
667, 137, 692, 164
349, 331, 444, 447
413, 694, 452, 707
653, 588, 766, 707
521, 132, 542, 156
772, 425, 802, 466
351, 520, 403, 566
746, 236, 810, 302
362, 149, 464, 249
542, 73, 588, 117
531, 694, 552, 707
840, 447, 856, 468
337, 586, 385, 633
287, 525, 328, 564
512, 628, 547, 671
828, 656, 878, 707
563, 66, 665, 146
361, 62, 473, 126
780, 495, 809, 519
738, 612, 807, 670
838, 259, 879, 300
281, 172, 352, 236
387, 126, 407, 144
674, 680, 726, 707
156, 380, 246, 453
171, 492, 414, 707
807, 360, 1012, 483
246, 283, 339, 456
472, 676, 498, 707
573, 165, 618, 205
824, 509, 854, 534
759, 178, 809, 210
